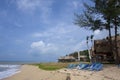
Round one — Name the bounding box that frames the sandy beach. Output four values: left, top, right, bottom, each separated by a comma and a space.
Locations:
2, 64, 120, 80
2, 65, 67, 80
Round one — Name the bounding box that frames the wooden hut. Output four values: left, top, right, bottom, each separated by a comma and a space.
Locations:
91, 35, 120, 62
58, 56, 76, 62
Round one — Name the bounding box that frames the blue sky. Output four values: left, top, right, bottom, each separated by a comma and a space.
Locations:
0, 0, 116, 62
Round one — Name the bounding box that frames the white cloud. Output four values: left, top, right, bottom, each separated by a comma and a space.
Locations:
32, 33, 43, 37
66, 0, 83, 11
31, 41, 45, 49
93, 29, 109, 40
73, 40, 87, 51
31, 22, 115, 55
16, 0, 53, 23
30, 40, 58, 54
32, 23, 77, 38
31, 22, 92, 54
93, 28, 120, 40
72, 1, 83, 10
73, 1, 78, 9
16, 0, 40, 12
93, 27, 120, 40
94, 30, 100, 35
31, 23, 85, 55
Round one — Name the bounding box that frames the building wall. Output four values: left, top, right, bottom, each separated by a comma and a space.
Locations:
58, 59, 76, 62
92, 35, 120, 62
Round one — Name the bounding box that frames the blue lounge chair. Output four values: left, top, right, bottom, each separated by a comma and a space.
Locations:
90, 63, 103, 71
92, 63, 100, 70
77, 63, 89, 69
84, 64, 92, 70
67, 64, 73, 68
67, 64, 77, 69
95, 64, 103, 71
77, 63, 103, 71
88, 63, 97, 71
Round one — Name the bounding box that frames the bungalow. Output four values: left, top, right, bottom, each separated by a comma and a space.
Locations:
58, 55, 87, 62
91, 35, 120, 63
58, 56, 76, 62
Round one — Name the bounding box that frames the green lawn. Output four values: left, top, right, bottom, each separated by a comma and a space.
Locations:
34, 62, 116, 71
35, 62, 80, 71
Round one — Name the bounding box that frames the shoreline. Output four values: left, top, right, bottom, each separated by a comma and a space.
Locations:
2, 65, 67, 80
2, 64, 120, 80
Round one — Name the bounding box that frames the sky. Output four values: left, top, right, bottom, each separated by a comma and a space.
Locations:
0, 0, 117, 62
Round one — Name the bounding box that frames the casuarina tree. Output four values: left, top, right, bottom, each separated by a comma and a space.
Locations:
74, 0, 120, 64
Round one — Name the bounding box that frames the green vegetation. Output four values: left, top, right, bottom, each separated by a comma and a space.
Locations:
35, 62, 67, 71
35, 62, 90, 71
69, 50, 90, 61
35, 62, 79, 71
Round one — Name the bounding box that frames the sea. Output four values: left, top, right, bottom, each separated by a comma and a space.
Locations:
0, 61, 41, 80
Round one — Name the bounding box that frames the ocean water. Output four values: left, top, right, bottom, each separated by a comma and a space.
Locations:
0, 64, 21, 79
0, 61, 41, 80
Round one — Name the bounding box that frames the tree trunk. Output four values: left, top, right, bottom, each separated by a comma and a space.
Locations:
107, 18, 114, 62
114, 17, 119, 65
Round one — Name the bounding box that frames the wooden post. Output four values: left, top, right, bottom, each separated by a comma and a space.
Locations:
78, 51, 80, 61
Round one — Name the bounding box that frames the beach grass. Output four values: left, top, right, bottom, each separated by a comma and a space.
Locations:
35, 62, 80, 71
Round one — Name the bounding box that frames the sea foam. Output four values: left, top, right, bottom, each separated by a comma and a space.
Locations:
0, 65, 21, 79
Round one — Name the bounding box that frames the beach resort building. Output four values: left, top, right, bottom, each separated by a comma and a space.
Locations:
58, 56, 76, 62
58, 55, 87, 62
91, 35, 120, 63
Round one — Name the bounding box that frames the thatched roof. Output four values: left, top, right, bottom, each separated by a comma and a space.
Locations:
94, 39, 110, 52
111, 35, 120, 40
80, 55, 87, 58
94, 35, 120, 53
58, 56, 75, 60
95, 47, 110, 53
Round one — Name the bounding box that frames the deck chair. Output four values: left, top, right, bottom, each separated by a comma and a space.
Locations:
67, 64, 77, 69
95, 64, 103, 71
77, 63, 89, 69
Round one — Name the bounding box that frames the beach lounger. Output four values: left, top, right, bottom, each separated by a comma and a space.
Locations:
96, 64, 103, 71
77, 63, 89, 69
88, 63, 97, 71
76, 63, 103, 71
67, 64, 73, 68
84, 64, 92, 70
67, 64, 77, 69
76, 63, 82, 68
89, 63, 103, 71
